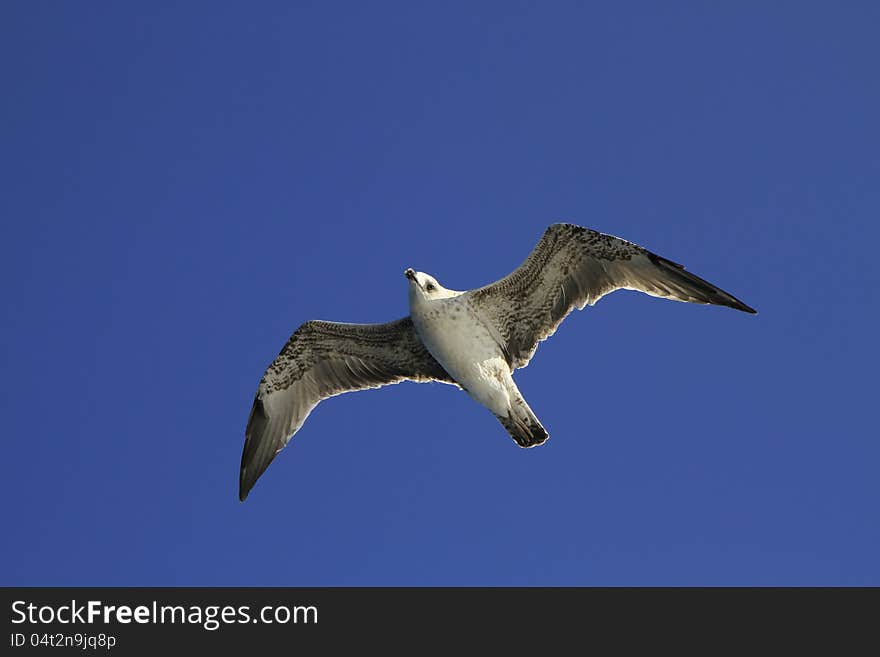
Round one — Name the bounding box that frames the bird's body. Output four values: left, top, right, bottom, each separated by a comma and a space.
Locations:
407, 272, 548, 446
409, 289, 502, 410
239, 223, 756, 501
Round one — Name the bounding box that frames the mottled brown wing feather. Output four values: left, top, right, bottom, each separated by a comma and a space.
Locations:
469, 223, 756, 369
240, 316, 455, 501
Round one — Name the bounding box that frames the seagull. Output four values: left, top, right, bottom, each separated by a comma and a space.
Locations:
239, 223, 755, 500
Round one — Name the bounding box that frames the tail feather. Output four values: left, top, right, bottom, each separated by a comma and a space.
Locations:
496, 407, 549, 448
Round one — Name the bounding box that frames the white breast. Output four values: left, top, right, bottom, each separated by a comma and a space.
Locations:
410, 296, 510, 411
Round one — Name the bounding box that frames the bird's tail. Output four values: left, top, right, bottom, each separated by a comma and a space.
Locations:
495, 397, 548, 448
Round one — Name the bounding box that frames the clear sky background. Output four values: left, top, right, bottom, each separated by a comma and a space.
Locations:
2, 2, 877, 586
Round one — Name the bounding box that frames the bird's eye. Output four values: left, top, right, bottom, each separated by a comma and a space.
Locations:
426, 283, 435, 292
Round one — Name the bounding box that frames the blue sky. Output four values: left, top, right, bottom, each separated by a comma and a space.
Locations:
2, 2, 877, 585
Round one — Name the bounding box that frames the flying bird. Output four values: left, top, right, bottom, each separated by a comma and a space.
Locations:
239, 223, 755, 500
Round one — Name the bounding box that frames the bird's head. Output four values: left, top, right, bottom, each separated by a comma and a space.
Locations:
404, 268, 454, 303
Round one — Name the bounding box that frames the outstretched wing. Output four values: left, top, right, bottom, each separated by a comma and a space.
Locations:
468, 223, 756, 370
240, 316, 454, 501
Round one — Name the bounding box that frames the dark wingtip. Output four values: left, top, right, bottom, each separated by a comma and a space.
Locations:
722, 296, 757, 314
717, 295, 757, 315
238, 452, 260, 503
238, 395, 269, 503
722, 293, 757, 315
648, 252, 757, 315
238, 465, 252, 502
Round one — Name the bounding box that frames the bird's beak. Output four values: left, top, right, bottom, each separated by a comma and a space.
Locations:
404, 268, 416, 281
